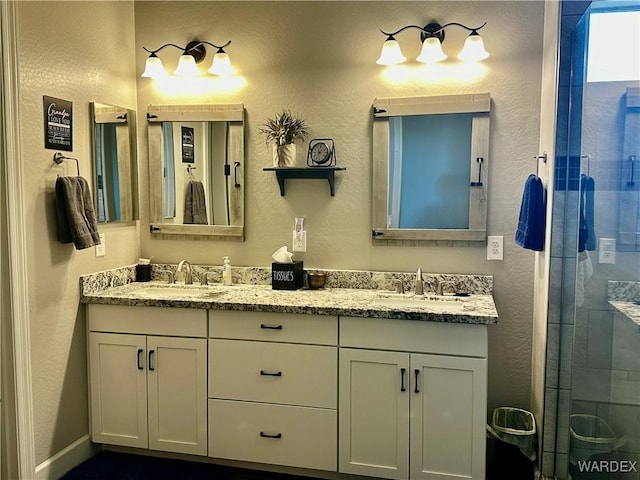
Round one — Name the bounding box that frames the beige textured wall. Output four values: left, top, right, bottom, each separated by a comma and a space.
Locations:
136, 1, 545, 412
16, 1, 138, 464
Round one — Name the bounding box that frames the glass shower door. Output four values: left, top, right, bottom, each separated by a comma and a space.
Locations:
561, 2, 640, 479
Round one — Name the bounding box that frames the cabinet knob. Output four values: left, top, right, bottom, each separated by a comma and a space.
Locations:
414, 369, 420, 393
260, 370, 282, 377
400, 368, 406, 392
260, 431, 282, 439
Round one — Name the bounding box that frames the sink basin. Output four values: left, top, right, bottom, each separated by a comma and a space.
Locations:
372, 293, 466, 312
133, 285, 224, 299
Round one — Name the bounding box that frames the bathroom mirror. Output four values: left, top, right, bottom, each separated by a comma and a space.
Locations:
372, 93, 491, 242
90, 102, 138, 223
147, 104, 244, 239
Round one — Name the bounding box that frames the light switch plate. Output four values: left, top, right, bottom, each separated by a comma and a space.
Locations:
487, 235, 503, 261
95, 233, 105, 257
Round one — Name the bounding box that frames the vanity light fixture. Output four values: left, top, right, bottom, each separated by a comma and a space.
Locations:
141, 39, 235, 78
377, 21, 489, 66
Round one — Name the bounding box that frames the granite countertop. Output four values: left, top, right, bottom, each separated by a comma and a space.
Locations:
608, 280, 640, 329
81, 281, 498, 325
609, 301, 640, 328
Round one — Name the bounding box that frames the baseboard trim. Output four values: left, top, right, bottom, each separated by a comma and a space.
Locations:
35, 434, 99, 480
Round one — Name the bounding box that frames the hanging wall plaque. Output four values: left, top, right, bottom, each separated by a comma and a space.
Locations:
43, 96, 73, 151
181, 126, 195, 163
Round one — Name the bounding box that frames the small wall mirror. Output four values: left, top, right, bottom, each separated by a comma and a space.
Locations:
372, 93, 491, 242
618, 86, 640, 250
147, 104, 244, 239
90, 102, 138, 223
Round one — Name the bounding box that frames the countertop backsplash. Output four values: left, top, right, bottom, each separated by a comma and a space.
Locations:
81, 264, 493, 298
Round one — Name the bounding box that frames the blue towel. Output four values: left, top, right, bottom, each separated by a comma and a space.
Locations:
515, 174, 545, 251
579, 174, 596, 252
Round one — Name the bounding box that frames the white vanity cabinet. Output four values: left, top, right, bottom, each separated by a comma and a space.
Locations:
207, 310, 338, 471
339, 317, 488, 480
87, 304, 208, 456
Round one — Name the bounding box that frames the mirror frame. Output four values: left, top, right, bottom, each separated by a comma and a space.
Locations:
90, 102, 139, 224
372, 93, 491, 242
147, 104, 245, 240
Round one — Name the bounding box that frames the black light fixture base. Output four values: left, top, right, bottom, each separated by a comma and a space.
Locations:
185, 40, 207, 63
420, 22, 445, 43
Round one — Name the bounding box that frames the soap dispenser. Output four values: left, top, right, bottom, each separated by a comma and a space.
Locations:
222, 256, 232, 286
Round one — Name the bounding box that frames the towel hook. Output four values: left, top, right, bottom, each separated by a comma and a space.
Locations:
53, 152, 80, 176
534, 152, 547, 176
581, 154, 591, 177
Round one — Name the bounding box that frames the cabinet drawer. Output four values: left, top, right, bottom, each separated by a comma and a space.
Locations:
209, 399, 336, 472
209, 339, 337, 408
88, 304, 207, 337
340, 316, 488, 358
209, 310, 337, 345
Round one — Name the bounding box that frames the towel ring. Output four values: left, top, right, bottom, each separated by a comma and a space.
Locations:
53, 152, 80, 176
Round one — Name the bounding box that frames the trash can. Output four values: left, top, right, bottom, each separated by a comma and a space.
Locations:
486, 407, 536, 480
569, 414, 627, 464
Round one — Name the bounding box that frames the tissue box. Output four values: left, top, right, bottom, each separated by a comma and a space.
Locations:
272, 261, 304, 290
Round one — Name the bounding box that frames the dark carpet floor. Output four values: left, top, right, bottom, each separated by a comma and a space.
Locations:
60, 451, 316, 480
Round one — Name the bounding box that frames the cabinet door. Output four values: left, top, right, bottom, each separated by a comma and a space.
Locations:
147, 336, 207, 456
410, 354, 487, 480
89, 332, 148, 448
339, 348, 409, 480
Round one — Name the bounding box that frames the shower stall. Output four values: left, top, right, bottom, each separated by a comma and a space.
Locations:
546, 1, 640, 478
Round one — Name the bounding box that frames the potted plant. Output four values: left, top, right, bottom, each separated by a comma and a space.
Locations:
260, 110, 309, 167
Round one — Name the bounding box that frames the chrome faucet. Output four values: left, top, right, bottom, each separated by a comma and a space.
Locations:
176, 260, 193, 284
394, 279, 405, 294
415, 268, 424, 295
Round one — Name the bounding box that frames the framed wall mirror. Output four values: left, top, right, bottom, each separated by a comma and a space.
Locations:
147, 104, 244, 240
90, 102, 138, 223
372, 93, 491, 242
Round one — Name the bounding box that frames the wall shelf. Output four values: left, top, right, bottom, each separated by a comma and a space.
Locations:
263, 167, 346, 196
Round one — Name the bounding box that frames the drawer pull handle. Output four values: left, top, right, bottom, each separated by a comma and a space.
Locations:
260, 324, 283, 330
260, 370, 282, 377
414, 369, 420, 393
137, 349, 144, 370
400, 368, 406, 392
149, 350, 155, 371
260, 431, 282, 439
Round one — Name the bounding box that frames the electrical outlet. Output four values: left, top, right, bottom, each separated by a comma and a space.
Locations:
487, 235, 503, 261
292, 230, 307, 252
598, 238, 616, 264
95, 233, 105, 257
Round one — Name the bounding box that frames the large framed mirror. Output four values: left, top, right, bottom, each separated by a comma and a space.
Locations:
90, 102, 138, 223
147, 104, 244, 239
372, 93, 491, 242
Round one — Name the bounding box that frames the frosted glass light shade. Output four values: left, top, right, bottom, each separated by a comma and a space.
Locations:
141, 56, 167, 78
457, 33, 489, 61
376, 38, 406, 66
174, 54, 201, 77
416, 37, 448, 63
208, 51, 235, 76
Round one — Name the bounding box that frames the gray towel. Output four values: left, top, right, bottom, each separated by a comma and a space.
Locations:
183, 180, 208, 225
55, 176, 101, 249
